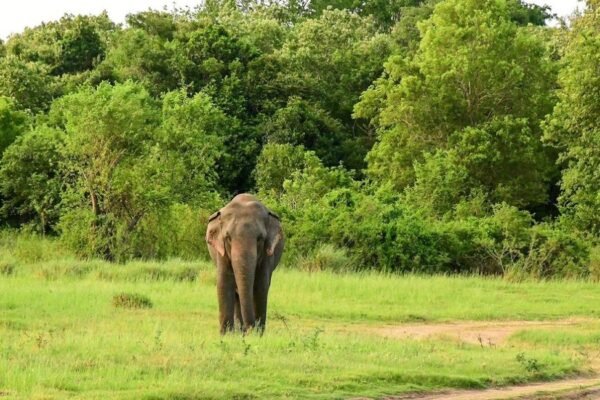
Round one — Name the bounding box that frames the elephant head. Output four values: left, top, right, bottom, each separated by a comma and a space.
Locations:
206, 194, 284, 334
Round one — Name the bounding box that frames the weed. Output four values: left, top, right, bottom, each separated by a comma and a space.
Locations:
271, 312, 289, 331
242, 339, 251, 356
296, 244, 356, 273
303, 327, 324, 350
175, 267, 198, 282
0, 261, 15, 276
154, 326, 163, 350
112, 292, 153, 309
516, 352, 542, 373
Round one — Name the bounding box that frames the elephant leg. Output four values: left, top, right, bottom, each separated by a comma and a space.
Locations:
216, 264, 236, 335
254, 268, 272, 334
234, 292, 243, 331
233, 268, 256, 334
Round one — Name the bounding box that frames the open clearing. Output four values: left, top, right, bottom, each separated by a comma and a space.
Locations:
354, 318, 600, 399
372, 318, 594, 346
1, 259, 600, 399
365, 319, 600, 399
386, 377, 600, 399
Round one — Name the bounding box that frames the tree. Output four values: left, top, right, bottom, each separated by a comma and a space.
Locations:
275, 8, 393, 169
103, 29, 178, 96
0, 126, 63, 233
0, 57, 54, 112
307, 0, 425, 30
261, 97, 345, 166
254, 143, 315, 196
126, 10, 178, 41
160, 89, 227, 202
5, 14, 114, 75
544, 0, 600, 236
53, 82, 166, 259
0, 96, 29, 155
356, 0, 556, 208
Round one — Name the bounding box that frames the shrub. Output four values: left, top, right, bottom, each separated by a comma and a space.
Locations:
112, 293, 153, 309
513, 224, 590, 279
0, 260, 16, 276
590, 247, 600, 282
296, 244, 356, 273
0, 231, 73, 264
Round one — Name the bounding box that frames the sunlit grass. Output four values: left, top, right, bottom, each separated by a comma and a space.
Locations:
1, 241, 599, 398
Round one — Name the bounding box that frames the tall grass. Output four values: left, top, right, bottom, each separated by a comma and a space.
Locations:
1, 232, 599, 398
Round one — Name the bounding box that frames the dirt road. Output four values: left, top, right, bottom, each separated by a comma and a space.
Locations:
362, 318, 600, 400
372, 318, 592, 346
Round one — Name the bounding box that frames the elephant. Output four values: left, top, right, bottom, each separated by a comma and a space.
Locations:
205, 193, 284, 334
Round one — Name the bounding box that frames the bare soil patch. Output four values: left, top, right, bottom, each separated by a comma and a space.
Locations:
372, 318, 592, 346
381, 377, 600, 400
357, 318, 600, 400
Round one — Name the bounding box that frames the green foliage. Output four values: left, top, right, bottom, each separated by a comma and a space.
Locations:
0, 96, 29, 155
262, 97, 345, 166
0, 0, 595, 278
590, 246, 600, 281
0, 126, 63, 233
0, 57, 54, 112
104, 28, 177, 96
296, 244, 356, 272
160, 89, 227, 202
5, 13, 114, 75
358, 0, 556, 198
53, 82, 167, 259
543, 2, 600, 236
506, 223, 591, 280
275, 8, 393, 169
255, 143, 321, 196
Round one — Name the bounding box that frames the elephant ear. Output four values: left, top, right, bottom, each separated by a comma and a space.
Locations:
206, 211, 225, 257
266, 212, 283, 257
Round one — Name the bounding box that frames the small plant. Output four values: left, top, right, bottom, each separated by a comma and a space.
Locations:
297, 244, 355, 273
112, 292, 153, 309
303, 327, 324, 350
0, 261, 16, 276
590, 246, 600, 281
242, 339, 251, 356
516, 352, 541, 373
175, 267, 199, 282
154, 326, 163, 350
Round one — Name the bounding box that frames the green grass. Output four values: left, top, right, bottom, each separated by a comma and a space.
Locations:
0, 235, 599, 399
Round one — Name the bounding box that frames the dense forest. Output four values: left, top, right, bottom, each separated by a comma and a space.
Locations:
0, 0, 598, 278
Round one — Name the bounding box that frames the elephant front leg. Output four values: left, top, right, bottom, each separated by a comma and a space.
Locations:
217, 265, 236, 335
234, 292, 243, 331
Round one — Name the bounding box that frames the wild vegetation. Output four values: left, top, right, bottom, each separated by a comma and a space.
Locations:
1, 236, 600, 399
0, 0, 598, 276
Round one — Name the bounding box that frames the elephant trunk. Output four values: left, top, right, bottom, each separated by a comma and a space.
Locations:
230, 240, 257, 332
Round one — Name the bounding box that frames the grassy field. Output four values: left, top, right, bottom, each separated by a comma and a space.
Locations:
1, 236, 599, 399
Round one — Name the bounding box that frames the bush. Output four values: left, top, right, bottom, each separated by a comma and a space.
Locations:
0, 231, 73, 264
112, 293, 153, 309
0, 260, 16, 276
296, 244, 356, 273
510, 224, 590, 279
590, 247, 600, 282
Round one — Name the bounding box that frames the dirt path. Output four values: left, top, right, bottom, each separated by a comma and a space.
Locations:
384, 377, 600, 400
359, 318, 600, 400
372, 318, 592, 346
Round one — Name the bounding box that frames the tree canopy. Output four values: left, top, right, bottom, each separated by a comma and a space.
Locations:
0, 0, 596, 277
